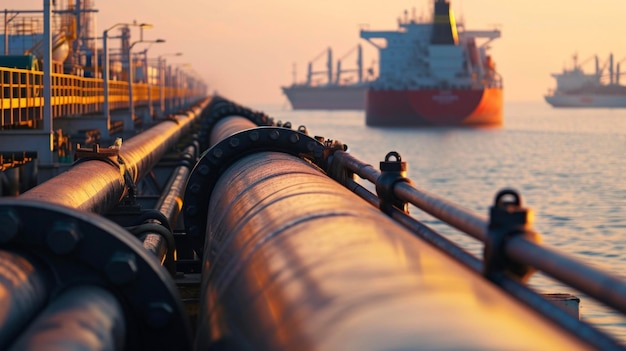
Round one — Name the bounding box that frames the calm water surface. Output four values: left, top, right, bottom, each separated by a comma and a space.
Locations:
254, 101, 626, 343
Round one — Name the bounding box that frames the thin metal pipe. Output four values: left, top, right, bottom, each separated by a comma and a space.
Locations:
141, 144, 197, 265
344, 179, 624, 350
394, 181, 488, 242
8, 286, 126, 351
19, 99, 209, 213
333, 150, 626, 326
155, 144, 197, 223
507, 237, 626, 315
345, 178, 483, 271
333, 151, 488, 241
332, 151, 379, 183
141, 233, 168, 262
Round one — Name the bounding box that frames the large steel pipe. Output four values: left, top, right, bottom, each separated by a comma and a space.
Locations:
194, 150, 588, 351
0, 250, 50, 350
19, 98, 210, 214
8, 286, 125, 351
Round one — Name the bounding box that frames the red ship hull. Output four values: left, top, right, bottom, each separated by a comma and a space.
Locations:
366, 88, 503, 126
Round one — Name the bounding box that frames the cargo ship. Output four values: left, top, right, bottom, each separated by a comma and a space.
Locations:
544, 53, 626, 108
281, 45, 373, 110
361, 0, 503, 126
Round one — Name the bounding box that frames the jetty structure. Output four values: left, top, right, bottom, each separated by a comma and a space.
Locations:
1, 2, 626, 351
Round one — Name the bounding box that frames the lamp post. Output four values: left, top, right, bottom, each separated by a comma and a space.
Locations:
103, 22, 152, 136
172, 63, 191, 111
157, 52, 182, 118
128, 38, 165, 129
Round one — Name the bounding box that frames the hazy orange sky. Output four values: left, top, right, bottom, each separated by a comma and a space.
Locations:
6, 0, 626, 105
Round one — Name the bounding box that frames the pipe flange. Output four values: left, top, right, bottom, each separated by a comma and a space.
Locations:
184, 127, 328, 255
0, 199, 192, 351
199, 99, 274, 150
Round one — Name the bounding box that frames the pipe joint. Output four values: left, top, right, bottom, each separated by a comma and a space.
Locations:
184, 126, 338, 255
0, 199, 193, 350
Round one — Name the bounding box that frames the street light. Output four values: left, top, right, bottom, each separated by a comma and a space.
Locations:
128, 38, 165, 127
157, 52, 183, 117
173, 63, 191, 111
103, 22, 152, 136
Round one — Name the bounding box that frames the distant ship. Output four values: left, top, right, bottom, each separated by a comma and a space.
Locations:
544, 53, 626, 108
281, 45, 373, 110
361, 0, 503, 126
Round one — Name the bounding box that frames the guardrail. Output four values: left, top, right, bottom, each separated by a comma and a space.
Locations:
0, 66, 206, 130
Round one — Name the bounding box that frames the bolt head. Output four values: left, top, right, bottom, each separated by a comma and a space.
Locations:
146, 302, 174, 329
47, 221, 81, 254
0, 209, 20, 244
105, 252, 138, 285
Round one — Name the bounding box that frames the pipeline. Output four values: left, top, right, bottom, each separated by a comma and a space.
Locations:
0, 99, 211, 350
19, 98, 210, 214
182, 98, 626, 350
0, 96, 624, 350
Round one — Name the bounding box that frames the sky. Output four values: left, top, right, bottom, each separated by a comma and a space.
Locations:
5, 0, 626, 105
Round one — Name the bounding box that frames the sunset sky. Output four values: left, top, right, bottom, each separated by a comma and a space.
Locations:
5, 0, 626, 105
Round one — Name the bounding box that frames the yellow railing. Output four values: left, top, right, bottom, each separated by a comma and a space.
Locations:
0, 66, 206, 130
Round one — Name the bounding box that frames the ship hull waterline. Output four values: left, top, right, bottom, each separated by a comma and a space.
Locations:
545, 94, 626, 108
282, 85, 366, 110
366, 88, 503, 127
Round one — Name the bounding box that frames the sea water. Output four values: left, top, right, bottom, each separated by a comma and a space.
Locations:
253, 100, 626, 343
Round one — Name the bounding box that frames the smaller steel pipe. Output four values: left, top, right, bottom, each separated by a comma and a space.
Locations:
333, 151, 488, 241
19, 98, 210, 214
507, 237, 626, 315
8, 285, 126, 351
344, 177, 482, 271
394, 182, 488, 242
333, 151, 380, 183
155, 144, 197, 224
141, 144, 197, 267
0, 250, 50, 350
142, 233, 169, 264
495, 275, 625, 351
344, 179, 624, 350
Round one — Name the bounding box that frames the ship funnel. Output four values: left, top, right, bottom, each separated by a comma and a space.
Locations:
431, 0, 459, 45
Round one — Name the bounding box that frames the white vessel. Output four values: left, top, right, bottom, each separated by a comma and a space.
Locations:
545, 53, 626, 108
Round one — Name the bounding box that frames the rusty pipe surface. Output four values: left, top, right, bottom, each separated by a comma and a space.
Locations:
8, 285, 126, 351
194, 151, 589, 351
19, 98, 210, 213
